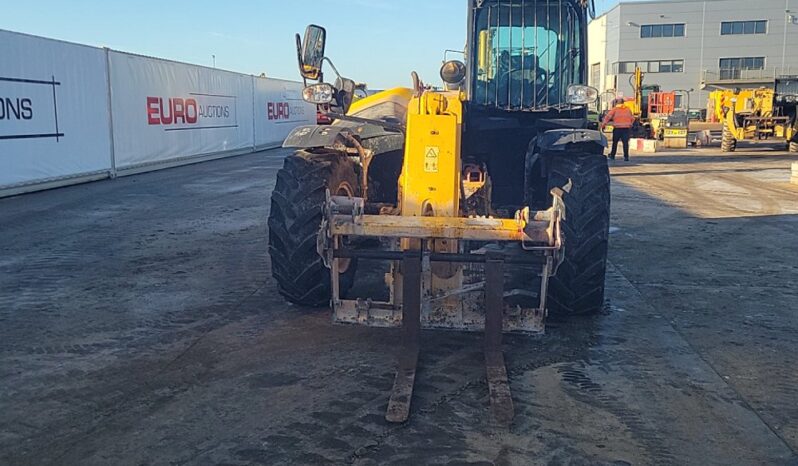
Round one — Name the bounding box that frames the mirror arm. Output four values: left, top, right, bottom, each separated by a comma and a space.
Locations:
295, 33, 309, 86
444, 49, 466, 62
322, 57, 343, 81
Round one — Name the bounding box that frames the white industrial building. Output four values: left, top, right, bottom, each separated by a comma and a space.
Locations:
588, 0, 798, 110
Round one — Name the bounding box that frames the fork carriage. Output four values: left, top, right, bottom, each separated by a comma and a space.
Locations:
320, 191, 566, 423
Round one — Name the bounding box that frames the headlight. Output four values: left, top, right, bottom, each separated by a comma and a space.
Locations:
566, 85, 599, 105
302, 83, 334, 104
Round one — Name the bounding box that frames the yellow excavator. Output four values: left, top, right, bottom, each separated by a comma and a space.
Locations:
601, 66, 659, 139
269, 0, 609, 424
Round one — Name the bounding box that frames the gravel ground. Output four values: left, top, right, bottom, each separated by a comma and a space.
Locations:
1, 145, 797, 465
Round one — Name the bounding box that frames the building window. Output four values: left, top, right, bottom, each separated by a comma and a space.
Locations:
614, 60, 684, 74
640, 23, 686, 38
720, 20, 767, 35
719, 57, 765, 79
591, 63, 601, 88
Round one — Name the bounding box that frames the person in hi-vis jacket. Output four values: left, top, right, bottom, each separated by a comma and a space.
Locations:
601, 99, 635, 161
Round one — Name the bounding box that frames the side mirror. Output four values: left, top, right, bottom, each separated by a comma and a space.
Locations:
440, 60, 467, 85
585, 0, 597, 19
297, 25, 326, 81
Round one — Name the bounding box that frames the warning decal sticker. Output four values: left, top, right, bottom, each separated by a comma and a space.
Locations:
424, 146, 439, 173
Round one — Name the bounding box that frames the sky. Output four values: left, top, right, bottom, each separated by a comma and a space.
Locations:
2, 0, 626, 89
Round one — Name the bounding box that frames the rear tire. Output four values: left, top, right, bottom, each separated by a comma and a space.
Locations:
268, 150, 359, 307
546, 153, 611, 317
721, 123, 737, 152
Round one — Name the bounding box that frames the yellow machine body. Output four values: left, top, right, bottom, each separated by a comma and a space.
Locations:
395, 91, 464, 309
322, 86, 564, 333
277, 3, 612, 425
623, 66, 645, 118
712, 88, 797, 149
347, 87, 414, 117
709, 88, 776, 122
399, 91, 463, 217
603, 67, 654, 138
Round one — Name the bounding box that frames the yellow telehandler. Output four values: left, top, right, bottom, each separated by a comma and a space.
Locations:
710, 78, 798, 152
269, 0, 609, 424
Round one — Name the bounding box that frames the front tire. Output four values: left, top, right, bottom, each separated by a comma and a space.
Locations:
721, 123, 737, 152
546, 153, 611, 317
268, 150, 359, 307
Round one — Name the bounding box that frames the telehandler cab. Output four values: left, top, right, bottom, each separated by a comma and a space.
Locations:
269, 0, 610, 424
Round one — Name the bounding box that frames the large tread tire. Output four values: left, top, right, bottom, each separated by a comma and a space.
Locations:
789, 141, 798, 153
721, 123, 737, 152
268, 150, 359, 307
546, 153, 610, 317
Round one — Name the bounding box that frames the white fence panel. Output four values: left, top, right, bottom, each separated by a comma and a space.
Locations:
0, 30, 112, 190
253, 77, 315, 149
109, 51, 255, 170
1, 29, 313, 196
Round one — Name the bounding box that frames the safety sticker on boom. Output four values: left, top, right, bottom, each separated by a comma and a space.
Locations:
424, 146, 439, 173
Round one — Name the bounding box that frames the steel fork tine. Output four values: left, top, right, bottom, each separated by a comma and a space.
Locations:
385, 250, 422, 423
485, 253, 514, 425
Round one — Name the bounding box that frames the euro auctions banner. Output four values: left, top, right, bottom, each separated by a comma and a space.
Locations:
0, 30, 112, 188
1, 77, 54, 139
1, 29, 313, 195
145, 93, 238, 130
109, 51, 254, 169
254, 77, 314, 148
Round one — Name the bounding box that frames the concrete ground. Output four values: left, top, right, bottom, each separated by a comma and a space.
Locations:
1, 145, 797, 465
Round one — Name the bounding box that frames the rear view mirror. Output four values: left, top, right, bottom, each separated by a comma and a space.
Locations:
298, 25, 326, 81
579, 0, 597, 19
440, 60, 467, 85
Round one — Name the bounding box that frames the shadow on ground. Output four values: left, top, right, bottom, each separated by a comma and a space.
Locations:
0, 148, 796, 465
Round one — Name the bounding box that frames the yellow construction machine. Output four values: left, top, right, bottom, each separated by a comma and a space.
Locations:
625, 66, 646, 119
710, 78, 798, 152
269, 0, 609, 424
602, 66, 660, 139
